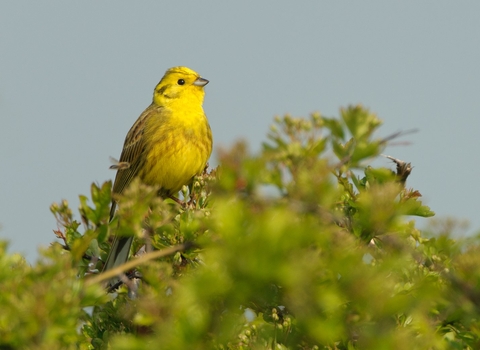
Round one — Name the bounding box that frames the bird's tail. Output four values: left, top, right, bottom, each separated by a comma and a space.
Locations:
102, 235, 134, 287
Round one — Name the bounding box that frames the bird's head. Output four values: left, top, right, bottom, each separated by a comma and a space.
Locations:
152, 66, 208, 106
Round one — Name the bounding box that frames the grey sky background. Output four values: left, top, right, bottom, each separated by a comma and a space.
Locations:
1, 2, 479, 261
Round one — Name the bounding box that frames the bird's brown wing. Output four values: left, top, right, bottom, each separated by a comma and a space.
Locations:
109, 104, 161, 219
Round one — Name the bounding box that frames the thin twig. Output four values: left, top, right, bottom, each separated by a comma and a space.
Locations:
85, 242, 194, 287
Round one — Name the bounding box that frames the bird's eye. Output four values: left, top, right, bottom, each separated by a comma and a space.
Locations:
177, 79, 185, 85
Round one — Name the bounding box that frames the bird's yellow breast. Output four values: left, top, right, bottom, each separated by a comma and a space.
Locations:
139, 105, 212, 194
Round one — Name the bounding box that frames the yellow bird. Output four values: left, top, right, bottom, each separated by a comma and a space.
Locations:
103, 66, 213, 276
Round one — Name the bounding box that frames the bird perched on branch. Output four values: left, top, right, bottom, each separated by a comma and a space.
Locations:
103, 66, 212, 283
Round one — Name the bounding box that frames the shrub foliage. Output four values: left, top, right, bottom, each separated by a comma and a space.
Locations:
2, 105, 479, 349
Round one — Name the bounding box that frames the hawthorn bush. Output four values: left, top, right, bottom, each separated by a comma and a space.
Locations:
1, 105, 479, 349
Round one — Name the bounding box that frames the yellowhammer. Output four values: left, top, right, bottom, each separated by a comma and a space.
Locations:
103, 66, 212, 276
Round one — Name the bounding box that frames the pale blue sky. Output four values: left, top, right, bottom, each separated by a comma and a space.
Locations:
1, 2, 479, 261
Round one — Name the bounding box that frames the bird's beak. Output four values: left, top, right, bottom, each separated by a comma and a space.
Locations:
193, 77, 209, 86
